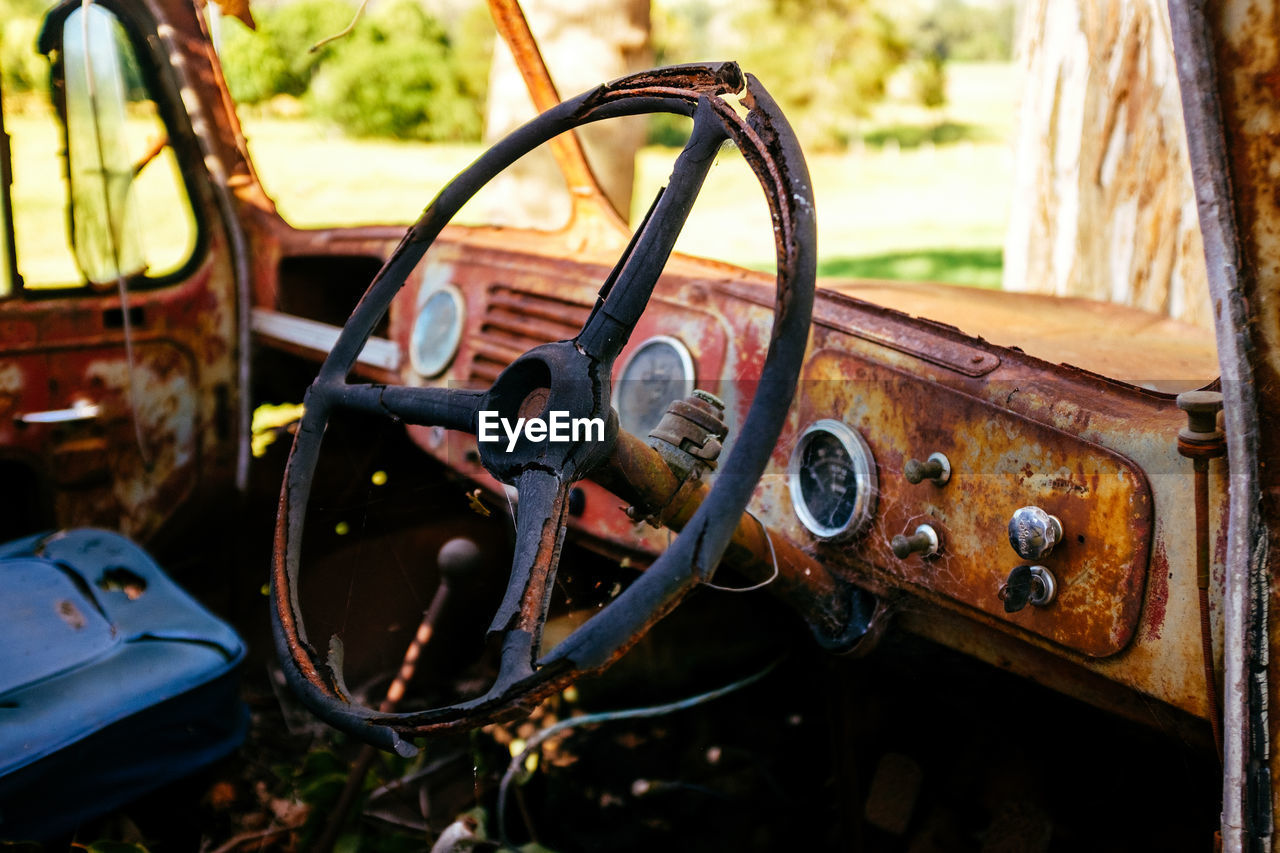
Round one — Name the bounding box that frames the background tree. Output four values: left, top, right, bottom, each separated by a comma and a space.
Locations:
1003, 0, 1211, 328
736, 0, 907, 149
0, 0, 54, 99
218, 0, 491, 142
481, 0, 651, 228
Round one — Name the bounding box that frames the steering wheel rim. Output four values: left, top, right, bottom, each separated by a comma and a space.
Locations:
271, 62, 817, 756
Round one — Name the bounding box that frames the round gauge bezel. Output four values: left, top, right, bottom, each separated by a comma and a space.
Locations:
409, 282, 465, 378
787, 419, 878, 541
616, 334, 696, 434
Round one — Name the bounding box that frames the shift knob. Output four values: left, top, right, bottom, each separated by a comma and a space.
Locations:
437, 537, 482, 582
1007, 506, 1062, 561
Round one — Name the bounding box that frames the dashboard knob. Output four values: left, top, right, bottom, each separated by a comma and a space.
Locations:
1007, 506, 1062, 561
903, 452, 950, 486
891, 524, 940, 559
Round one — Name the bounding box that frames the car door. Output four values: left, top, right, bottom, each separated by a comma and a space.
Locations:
0, 1, 240, 543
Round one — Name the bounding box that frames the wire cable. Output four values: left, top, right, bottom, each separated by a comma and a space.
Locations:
702, 511, 780, 592
497, 657, 781, 848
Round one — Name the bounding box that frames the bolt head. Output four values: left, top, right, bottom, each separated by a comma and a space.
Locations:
1176, 390, 1224, 441
1176, 390, 1224, 414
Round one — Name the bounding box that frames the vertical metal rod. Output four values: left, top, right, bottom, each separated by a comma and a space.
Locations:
314, 580, 453, 853
1196, 455, 1225, 759
1167, 2, 1269, 845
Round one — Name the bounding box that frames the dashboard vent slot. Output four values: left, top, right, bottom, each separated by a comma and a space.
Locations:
467, 284, 592, 384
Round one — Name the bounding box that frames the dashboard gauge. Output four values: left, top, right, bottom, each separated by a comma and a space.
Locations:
616, 335, 695, 438
409, 283, 465, 378
788, 419, 877, 540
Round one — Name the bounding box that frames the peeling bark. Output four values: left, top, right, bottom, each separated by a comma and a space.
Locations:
1004, 0, 1211, 329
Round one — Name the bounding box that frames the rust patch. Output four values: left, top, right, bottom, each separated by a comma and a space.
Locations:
797, 349, 1154, 658
56, 599, 86, 631
1142, 538, 1170, 641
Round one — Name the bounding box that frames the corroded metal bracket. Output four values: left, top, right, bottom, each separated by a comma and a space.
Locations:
646, 390, 728, 480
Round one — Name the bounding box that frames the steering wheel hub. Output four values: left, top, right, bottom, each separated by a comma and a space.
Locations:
476, 341, 616, 481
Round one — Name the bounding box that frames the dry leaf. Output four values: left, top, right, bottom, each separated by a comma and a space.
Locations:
212, 0, 255, 30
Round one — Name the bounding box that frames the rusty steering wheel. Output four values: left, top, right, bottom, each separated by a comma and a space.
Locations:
271, 63, 816, 756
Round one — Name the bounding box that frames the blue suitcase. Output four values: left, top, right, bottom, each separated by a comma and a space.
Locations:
0, 529, 247, 840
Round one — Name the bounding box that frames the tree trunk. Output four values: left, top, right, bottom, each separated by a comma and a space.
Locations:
1003, 0, 1211, 329
482, 0, 651, 229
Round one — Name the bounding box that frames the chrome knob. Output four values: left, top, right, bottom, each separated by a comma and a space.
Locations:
891, 524, 940, 559
903, 452, 950, 486
1007, 506, 1062, 561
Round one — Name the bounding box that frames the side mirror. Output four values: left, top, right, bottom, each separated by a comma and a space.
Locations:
61, 5, 145, 285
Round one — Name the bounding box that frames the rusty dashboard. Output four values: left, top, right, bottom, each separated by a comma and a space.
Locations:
281, 223, 1222, 725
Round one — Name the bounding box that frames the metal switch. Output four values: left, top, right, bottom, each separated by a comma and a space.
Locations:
1007, 506, 1063, 561
891, 524, 940, 559
903, 452, 950, 486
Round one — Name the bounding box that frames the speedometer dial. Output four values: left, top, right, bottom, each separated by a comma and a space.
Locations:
788, 420, 877, 540
616, 336, 695, 438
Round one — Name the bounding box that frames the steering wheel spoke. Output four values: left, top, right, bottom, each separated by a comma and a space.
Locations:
321, 382, 484, 433
488, 468, 570, 645
576, 97, 728, 364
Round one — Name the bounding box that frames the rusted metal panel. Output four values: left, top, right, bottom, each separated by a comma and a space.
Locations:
393, 227, 1221, 718
1, 341, 198, 538
0, 0, 247, 539
719, 279, 1001, 377
795, 348, 1153, 658
0, 253, 237, 540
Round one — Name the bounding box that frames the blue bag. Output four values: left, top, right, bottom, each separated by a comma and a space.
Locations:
0, 529, 247, 840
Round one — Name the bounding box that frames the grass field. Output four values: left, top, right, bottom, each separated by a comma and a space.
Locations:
8, 62, 1016, 288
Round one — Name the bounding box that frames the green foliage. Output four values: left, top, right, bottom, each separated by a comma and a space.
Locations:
653, 0, 715, 64
911, 55, 948, 110
904, 0, 1016, 64
818, 247, 1003, 288
736, 0, 908, 150
307, 0, 484, 141
861, 119, 986, 149
0, 0, 152, 103
0, 8, 48, 98
647, 113, 692, 147
646, 3, 709, 147
219, 0, 357, 104
453, 2, 495, 111
218, 0, 489, 141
